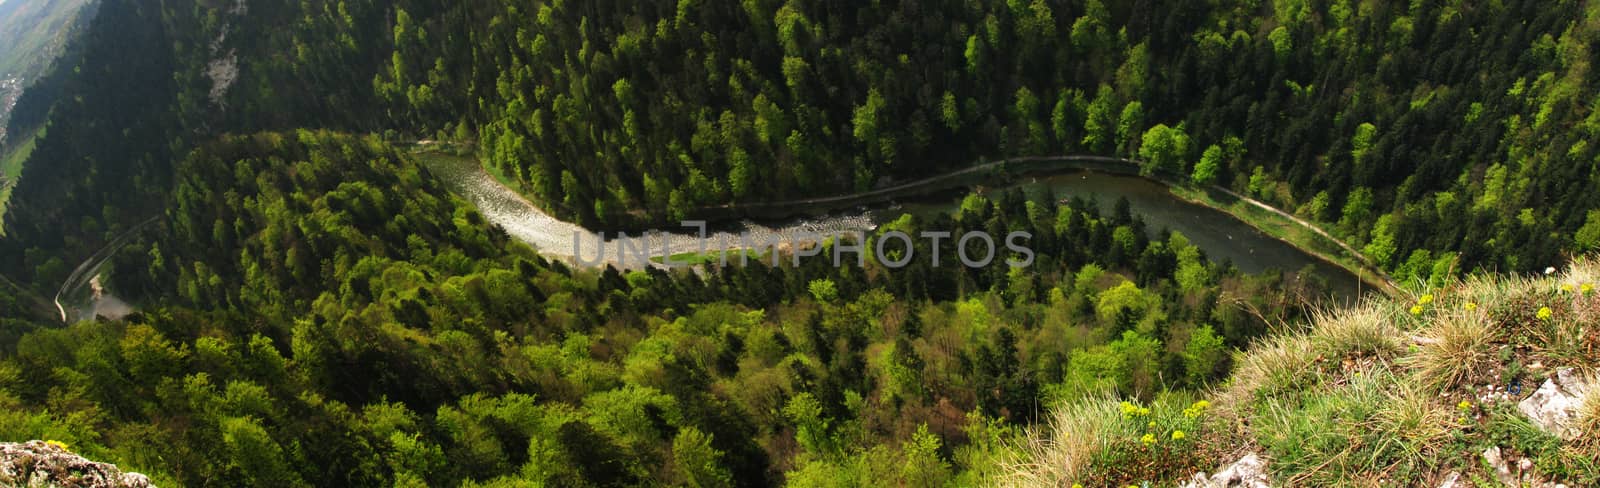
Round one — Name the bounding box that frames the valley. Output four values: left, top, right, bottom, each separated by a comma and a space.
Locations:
0, 0, 1596, 486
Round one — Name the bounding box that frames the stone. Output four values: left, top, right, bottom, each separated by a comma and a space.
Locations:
1179, 452, 1271, 488
1483, 446, 1519, 487
0, 441, 154, 487
1516, 368, 1593, 440
1435, 471, 1465, 488
1482, 445, 1571, 488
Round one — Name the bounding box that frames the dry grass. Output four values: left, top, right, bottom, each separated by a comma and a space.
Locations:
1370, 382, 1454, 462
997, 395, 1129, 487
1308, 303, 1402, 361
1574, 376, 1600, 455
1406, 312, 1498, 393
1223, 333, 1319, 405
1007, 258, 1600, 486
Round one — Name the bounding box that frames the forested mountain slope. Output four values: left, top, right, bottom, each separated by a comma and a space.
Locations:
0, 0, 390, 287
0, 0, 94, 80
5, 0, 1600, 287
0, 1, 1594, 486
0, 130, 1318, 485
379, 0, 1600, 280
0, 0, 94, 143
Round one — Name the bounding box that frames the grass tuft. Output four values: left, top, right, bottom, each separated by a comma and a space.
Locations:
1308, 304, 1402, 360
1370, 382, 1453, 468
1224, 333, 1319, 404
1406, 312, 1497, 393
998, 395, 1127, 486
1575, 376, 1600, 456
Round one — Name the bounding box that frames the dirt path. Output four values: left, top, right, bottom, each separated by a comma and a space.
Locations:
1207, 185, 1399, 291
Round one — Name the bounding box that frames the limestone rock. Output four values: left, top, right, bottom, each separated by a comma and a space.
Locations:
0, 441, 154, 488
1516, 368, 1593, 440
1435, 471, 1464, 488
1179, 452, 1271, 488
1482, 445, 1569, 488
1483, 447, 1519, 487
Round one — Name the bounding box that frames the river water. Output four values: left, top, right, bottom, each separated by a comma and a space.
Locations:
892, 172, 1368, 298
422, 152, 1369, 300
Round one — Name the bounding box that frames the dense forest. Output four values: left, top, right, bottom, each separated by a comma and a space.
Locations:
0, 131, 1318, 485
5, 0, 1600, 287
3, 0, 1600, 288
0, 0, 1598, 485
375, 0, 1600, 279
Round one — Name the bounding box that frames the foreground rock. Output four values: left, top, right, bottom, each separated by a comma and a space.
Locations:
1482, 446, 1568, 488
1516, 368, 1594, 440
1180, 452, 1271, 488
0, 441, 153, 487
1435, 471, 1465, 488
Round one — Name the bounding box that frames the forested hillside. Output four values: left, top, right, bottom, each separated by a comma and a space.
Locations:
377, 0, 1600, 279
0, 130, 1319, 485
0, 0, 390, 286
0, 0, 94, 80
0, 0, 94, 143
6, 0, 1600, 287
0, 0, 1598, 486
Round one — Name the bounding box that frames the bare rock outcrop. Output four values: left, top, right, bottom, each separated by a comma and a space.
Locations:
1482, 446, 1568, 488
1516, 368, 1593, 440
1180, 452, 1271, 488
0, 441, 154, 488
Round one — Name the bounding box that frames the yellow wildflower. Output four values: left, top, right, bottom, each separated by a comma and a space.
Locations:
1562, 283, 1575, 293
1121, 401, 1138, 417
1464, 302, 1478, 311
1458, 400, 1472, 411
1583, 283, 1594, 294
1072, 484, 1083, 488
1148, 421, 1157, 429
1172, 430, 1186, 441
1537, 307, 1553, 320
1137, 406, 1151, 417
1410, 305, 1424, 315
1418, 294, 1434, 305
44, 440, 68, 451
1141, 433, 1157, 447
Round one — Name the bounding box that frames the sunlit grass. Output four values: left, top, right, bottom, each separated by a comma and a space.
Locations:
999, 394, 1129, 486
1576, 378, 1600, 456
1223, 333, 1319, 404
1000, 392, 1217, 487
1017, 259, 1600, 486
1406, 312, 1497, 393
1308, 304, 1402, 360
649, 249, 765, 266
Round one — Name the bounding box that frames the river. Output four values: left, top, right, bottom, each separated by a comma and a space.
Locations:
420, 152, 1371, 301
420, 152, 876, 265
891, 172, 1368, 298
